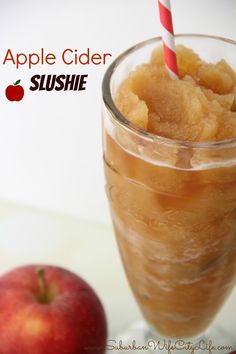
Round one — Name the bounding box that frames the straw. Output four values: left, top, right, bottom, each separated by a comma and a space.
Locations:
158, 0, 179, 79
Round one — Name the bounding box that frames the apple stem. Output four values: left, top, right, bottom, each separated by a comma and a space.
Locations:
36, 267, 48, 303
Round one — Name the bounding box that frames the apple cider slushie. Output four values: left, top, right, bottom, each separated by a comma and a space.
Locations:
103, 39, 236, 339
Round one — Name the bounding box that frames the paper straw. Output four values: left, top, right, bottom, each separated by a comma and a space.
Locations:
158, 0, 179, 79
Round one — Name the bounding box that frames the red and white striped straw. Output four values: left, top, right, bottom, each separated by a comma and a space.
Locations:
158, 0, 179, 79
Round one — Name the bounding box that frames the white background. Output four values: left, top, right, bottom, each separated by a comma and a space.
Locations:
0, 0, 236, 224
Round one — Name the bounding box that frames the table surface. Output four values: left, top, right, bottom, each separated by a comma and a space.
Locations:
0, 200, 235, 344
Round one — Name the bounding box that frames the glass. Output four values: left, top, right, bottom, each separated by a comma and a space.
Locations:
102, 35, 236, 352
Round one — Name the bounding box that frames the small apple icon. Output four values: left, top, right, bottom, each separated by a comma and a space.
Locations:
0, 265, 107, 354
5, 79, 24, 101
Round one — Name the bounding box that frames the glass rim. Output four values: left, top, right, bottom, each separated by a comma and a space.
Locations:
102, 33, 236, 150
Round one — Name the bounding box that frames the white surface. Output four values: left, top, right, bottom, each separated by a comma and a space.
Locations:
0, 1, 236, 223
0, 201, 236, 342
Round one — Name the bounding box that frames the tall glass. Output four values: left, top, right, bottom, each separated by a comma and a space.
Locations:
102, 35, 236, 348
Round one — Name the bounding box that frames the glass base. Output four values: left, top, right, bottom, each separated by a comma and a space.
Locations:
107, 321, 236, 354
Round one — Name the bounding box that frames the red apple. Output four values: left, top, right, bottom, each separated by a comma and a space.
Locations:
0, 265, 107, 354
5, 80, 24, 101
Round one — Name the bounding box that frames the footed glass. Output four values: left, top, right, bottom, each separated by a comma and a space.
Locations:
102, 35, 236, 353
